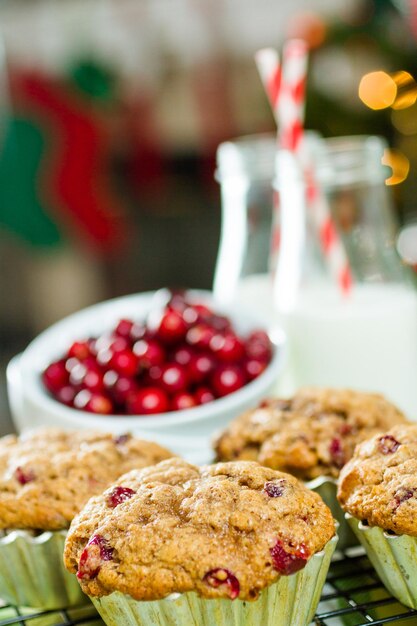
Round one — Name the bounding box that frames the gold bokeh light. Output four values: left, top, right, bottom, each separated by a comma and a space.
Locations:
391, 71, 417, 109
382, 148, 410, 185
359, 71, 397, 110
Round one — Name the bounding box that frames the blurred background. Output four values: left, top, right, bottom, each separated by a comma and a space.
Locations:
1, 0, 417, 433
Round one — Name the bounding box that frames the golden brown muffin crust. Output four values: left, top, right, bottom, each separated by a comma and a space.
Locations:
214, 388, 407, 480
0, 428, 173, 531
338, 424, 417, 536
64, 458, 335, 601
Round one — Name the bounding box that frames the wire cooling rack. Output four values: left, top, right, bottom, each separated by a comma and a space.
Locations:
1, 547, 417, 626
314, 548, 417, 625
0, 604, 101, 626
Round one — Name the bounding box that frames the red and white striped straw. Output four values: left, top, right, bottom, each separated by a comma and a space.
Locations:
255, 48, 282, 265
281, 39, 352, 293
278, 39, 308, 154
255, 48, 281, 126
255, 39, 352, 295
305, 171, 352, 293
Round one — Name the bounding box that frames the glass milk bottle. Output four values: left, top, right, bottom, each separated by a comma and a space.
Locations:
213, 134, 276, 325
274, 136, 417, 417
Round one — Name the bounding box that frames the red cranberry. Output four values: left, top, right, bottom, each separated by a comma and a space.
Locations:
85, 355, 101, 369
155, 310, 188, 344
249, 330, 270, 343
113, 433, 132, 446
115, 319, 134, 338
89, 535, 113, 560
186, 324, 216, 349
103, 369, 118, 389
74, 390, 114, 414
15, 467, 35, 485
56, 385, 77, 406
87, 338, 99, 356
172, 345, 195, 366
378, 435, 401, 454
245, 331, 272, 361
108, 349, 138, 377
183, 303, 215, 325
42, 360, 69, 393
167, 291, 188, 311
211, 365, 246, 397
264, 480, 286, 497
210, 334, 245, 362
77, 534, 113, 580
95, 338, 129, 363
182, 306, 199, 325
160, 363, 188, 394
67, 341, 91, 361
96, 348, 112, 367
69, 362, 87, 386
74, 389, 91, 409
339, 424, 353, 436
133, 339, 165, 369
146, 365, 163, 385
65, 357, 81, 372
104, 372, 138, 405
130, 323, 147, 341
126, 387, 169, 415
194, 387, 215, 405
207, 314, 231, 332
93, 334, 113, 353
329, 438, 346, 469
203, 568, 240, 599
243, 358, 268, 381
259, 399, 272, 408
270, 540, 309, 575
107, 486, 136, 508
192, 303, 213, 320
109, 337, 130, 353
83, 369, 104, 393
171, 392, 197, 411
88, 393, 113, 415
77, 551, 98, 580
188, 353, 216, 383
393, 487, 415, 510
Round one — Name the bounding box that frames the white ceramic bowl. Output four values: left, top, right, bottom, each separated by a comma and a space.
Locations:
7, 290, 286, 464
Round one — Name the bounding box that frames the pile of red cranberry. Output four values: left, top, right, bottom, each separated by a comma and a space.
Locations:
42, 291, 273, 416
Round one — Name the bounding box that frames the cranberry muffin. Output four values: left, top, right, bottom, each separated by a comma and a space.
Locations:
338, 423, 417, 535
64, 458, 337, 626
337, 424, 417, 608
0, 428, 173, 609
0, 428, 173, 530
214, 387, 407, 480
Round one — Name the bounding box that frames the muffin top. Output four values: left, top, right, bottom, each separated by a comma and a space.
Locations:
338, 424, 417, 536
64, 457, 335, 602
0, 428, 173, 531
214, 387, 407, 480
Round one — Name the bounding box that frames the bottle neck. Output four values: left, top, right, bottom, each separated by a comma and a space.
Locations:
313, 135, 388, 189
273, 136, 408, 290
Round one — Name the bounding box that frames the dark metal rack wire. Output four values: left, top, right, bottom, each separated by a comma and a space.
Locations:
1, 548, 417, 626
314, 548, 417, 625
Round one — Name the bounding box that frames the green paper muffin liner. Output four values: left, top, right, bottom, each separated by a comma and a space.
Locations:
307, 477, 357, 550
91, 533, 337, 626
0, 529, 89, 609
347, 514, 417, 609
